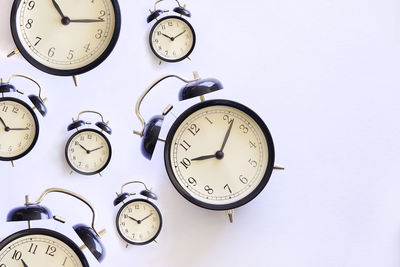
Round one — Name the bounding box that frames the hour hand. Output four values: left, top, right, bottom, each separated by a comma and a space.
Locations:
78, 144, 90, 154
128, 216, 140, 224
161, 33, 173, 41
21, 259, 28, 267
51, 0, 65, 19
0, 117, 7, 128
191, 154, 216, 161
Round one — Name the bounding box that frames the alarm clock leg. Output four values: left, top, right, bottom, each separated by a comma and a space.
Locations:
153, 240, 158, 244
11, 160, 15, 167
273, 164, 285, 170
72, 76, 79, 87
126, 243, 129, 248
227, 209, 234, 223
7, 49, 20, 58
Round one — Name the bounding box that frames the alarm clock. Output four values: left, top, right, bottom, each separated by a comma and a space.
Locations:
0, 74, 47, 167
114, 181, 162, 246
65, 110, 112, 176
134, 72, 284, 222
147, 0, 196, 63
8, 0, 121, 86
0, 188, 106, 266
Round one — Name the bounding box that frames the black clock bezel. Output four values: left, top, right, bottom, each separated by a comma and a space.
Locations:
0, 97, 40, 162
149, 15, 196, 63
10, 0, 121, 76
116, 198, 163, 246
0, 228, 89, 266
65, 128, 112, 176
164, 99, 275, 211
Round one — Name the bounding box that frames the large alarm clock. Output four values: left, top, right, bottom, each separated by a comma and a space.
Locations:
8, 0, 121, 86
0, 188, 106, 266
0, 74, 47, 166
134, 72, 284, 222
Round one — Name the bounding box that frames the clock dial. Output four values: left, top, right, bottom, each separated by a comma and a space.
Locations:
165, 100, 275, 210
0, 98, 39, 161
150, 16, 195, 62
116, 199, 162, 245
11, 0, 120, 75
65, 129, 111, 175
0, 229, 88, 267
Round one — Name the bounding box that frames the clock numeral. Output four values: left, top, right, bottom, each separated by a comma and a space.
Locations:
239, 175, 248, 184
205, 117, 213, 124
28, 243, 38, 254
168, 22, 173, 26
25, 19, 33, 29
84, 43, 91, 52
80, 136, 84, 141
95, 29, 103, 39
62, 257, 67, 266
98, 10, 106, 21
165, 50, 168, 56
180, 158, 191, 169
249, 141, 256, 149
188, 177, 197, 186
223, 115, 234, 124
158, 45, 162, 51
162, 25, 166, 30
204, 185, 214, 195
11, 250, 22, 260
157, 31, 161, 36
239, 124, 249, 133
187, 124, 200, 136
27, 0, 35, 10
135, 205, 140, 209
224, 184, 232, 193
48, 47, 55, 57
24, 134, 30, 141
180, 140, 191, 151
248, 158, 258, 168
34, 37, 42, 46
12, 107, 19, 114
2, 106, 7, 112
67, 50, 74, 60
74, 141, 79, 146
87, 134, 92, 139
45, 245, 56, 256
8, 146, 12, 152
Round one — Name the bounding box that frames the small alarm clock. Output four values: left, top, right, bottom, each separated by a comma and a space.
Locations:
65, 110, 112, 176
8, 0, 121, 86
0, 188, 106, 266
0, 74, 47, 167
147, 0, 196, 63
114, 181, 162, 246
134, 72, 284, 222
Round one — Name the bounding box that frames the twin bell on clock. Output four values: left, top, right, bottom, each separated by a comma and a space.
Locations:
0, 188, 106, 266
0, 74, 47, 166
134, 71, 284, 223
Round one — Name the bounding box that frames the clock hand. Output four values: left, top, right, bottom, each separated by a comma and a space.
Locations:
21, 259, 28, 267
161, 33, 174, 41
8, 127, 30, 131
128, 216, 140, 224
173, 30, 186, 39
89, 146, 104, 153
220, 119, 234, 152
0, 116, 8, 128
69, 19, 105, 23
51, 0, 66, 19
140, 213, 154, 222
78, 144, 90, 154
191, 154, 216, 161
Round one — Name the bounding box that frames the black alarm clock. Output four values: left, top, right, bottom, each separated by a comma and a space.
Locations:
147, 0, 196, 63
0, 188, 106, 266
134, 72, 284, 222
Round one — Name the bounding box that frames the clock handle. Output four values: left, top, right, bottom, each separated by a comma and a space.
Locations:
134, 72, 200, 136
7, 74, 45, 101
75, 110, 107, 124
25, 188, 102, 237
120, 180, 149, 194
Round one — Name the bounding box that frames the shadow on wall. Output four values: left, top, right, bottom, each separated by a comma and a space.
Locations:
0, 1, 14, 54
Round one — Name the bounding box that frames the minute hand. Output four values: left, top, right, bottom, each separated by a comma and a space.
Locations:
173, 30, 186, 39
220, 119, 234, 152
69, 19, 104, 23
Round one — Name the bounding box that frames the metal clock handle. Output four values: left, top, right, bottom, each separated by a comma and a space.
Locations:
25, 188, 102, 237
75, 110, 108, 124
7, 74, 46, 101
120, 180, 149, 195
134, 72, 200, 137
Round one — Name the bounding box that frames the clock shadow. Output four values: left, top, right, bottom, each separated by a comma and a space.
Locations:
0, 2, 15, 54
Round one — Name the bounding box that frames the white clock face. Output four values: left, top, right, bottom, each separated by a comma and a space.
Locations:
166, 102, 273, 209
150, 16, 195, 62
0, 99, 38, 160
66, 129, 111, 175
0, 232, 85, 267
13, 0, 118, 72
117, 200, 162, 245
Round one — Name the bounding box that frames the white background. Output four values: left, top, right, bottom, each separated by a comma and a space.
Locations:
0, 0, 400, 266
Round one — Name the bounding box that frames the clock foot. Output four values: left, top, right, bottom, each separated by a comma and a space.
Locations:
159, 60, 163, 65
99, 172, 102, 177
11, 160, 15, 167
70, 170, 74, 175
227, 209, 234, 223
126, 243, 129, 248
153, 239, 158, 244
7, 49, 20, 58
273, 164, 285, 170
72, 75, 79, 87
187, 56, 191, 61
